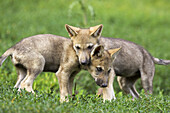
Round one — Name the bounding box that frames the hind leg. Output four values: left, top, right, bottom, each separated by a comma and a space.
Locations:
117, 75, 140, 98
20, 69, 43, 93
19, 56, 45, 93
140, 53, 155, 95
129, 84, 140, 100
14, 67, 27, 88
140, 67, 155, 94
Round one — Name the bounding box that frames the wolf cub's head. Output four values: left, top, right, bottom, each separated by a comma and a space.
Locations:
65, 24, 103, 65
88, 45, 121, 88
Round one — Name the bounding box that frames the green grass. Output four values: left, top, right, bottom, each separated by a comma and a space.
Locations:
0, 0, 170, 112
0, 85, 170, 113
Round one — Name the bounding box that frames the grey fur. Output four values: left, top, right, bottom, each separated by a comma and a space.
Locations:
153, 57, 170, 65
99, 37, 170, 98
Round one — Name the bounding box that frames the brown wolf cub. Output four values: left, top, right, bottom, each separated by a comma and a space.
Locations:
88, 45, 121, 101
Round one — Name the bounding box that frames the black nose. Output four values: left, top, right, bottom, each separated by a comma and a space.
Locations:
101, 83, 107, 87
81, 60, 88, 65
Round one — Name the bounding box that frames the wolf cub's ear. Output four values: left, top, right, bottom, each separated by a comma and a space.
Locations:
90, 24, 103, 38
91, 45, 104, 58
65, 24, 80, 37
108, 47, 121, 60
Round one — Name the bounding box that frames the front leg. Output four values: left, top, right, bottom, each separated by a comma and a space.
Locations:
56, 67, 70, 102
68, 70, 80, 95
56, 43, 79, 102
102, 84, 116, 102
102, 71, 116, 102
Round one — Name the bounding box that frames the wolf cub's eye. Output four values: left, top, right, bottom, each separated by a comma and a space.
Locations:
108, 69, 111, 73
96, 67, 103, 72
87, 45, 93, 49
75, 46, 80, 50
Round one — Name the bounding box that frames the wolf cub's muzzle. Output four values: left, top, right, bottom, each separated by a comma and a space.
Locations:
96, 79, 108, 88
80, 57, 91, 65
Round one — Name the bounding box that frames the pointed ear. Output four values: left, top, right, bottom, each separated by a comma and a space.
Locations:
108, 47, 121, 60
65, 24, 80, 37
89, 24, 103, 38
91, 45, 104, 58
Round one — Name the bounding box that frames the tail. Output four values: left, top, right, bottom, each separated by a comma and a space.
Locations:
153, 57, 170, 65
0, 48, 13, 66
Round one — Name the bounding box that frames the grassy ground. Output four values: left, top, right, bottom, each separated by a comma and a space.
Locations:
0, 0, 170, 112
